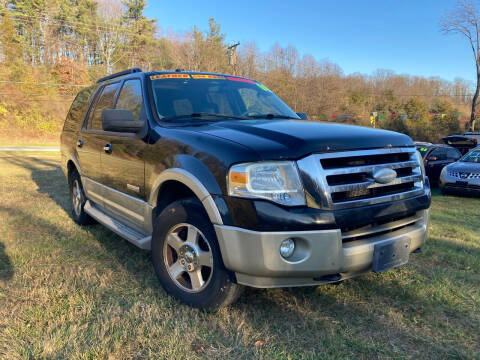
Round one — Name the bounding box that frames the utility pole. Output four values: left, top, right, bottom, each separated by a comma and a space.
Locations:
227, 42, 240, 75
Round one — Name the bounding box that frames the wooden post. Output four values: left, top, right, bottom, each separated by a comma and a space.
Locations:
228, 42, 240, 75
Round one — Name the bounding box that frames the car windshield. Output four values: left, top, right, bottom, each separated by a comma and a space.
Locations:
149, 74, 299, 122
460, 149, 480, 163
416, 146, 429, 158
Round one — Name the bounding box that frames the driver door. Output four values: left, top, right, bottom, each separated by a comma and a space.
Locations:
425, 148, 450, 182
99, 78, 148, 230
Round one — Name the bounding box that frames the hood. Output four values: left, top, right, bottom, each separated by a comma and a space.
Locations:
195, 120, 413, 160
446, 161, 480, 173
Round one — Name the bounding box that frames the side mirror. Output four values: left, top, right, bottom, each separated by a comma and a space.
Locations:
296, 112, 308, 120
102, 109, 143, 133
427, 156, 437, 161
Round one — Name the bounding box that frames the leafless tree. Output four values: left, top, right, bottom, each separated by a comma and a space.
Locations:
441, 0, 480, 130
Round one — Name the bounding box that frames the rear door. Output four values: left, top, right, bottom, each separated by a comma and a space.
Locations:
425, 147, 450, 182
61, 86, 96, 175
99, 78, 148, 229
79, 82, 121, 206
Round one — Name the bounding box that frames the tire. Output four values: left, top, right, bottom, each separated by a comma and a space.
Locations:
68, 170, 94, 225
151, 198, 243, 309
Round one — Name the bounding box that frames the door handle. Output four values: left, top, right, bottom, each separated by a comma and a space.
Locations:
103, 143, 112, 153
77, 139, 83, 148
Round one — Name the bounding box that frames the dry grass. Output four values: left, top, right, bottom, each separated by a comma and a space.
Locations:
0, 152, 479, 359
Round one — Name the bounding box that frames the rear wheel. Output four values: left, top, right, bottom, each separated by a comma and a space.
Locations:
151, 198, 243, 309
68, 170, 94, 225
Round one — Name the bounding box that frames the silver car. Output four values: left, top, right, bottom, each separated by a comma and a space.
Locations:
440, 147, 480, 196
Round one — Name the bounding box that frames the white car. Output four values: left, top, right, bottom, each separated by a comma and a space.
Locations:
440, 148, 480, 196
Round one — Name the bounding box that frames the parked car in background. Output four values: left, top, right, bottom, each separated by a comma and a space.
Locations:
415, 143, 462, 184
442, 132, 479, 155
440, 147, 480, 196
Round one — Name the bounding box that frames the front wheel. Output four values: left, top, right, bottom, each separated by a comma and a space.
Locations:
151, 198, 243, 309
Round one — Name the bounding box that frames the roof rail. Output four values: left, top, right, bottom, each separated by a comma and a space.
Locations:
96, 68, 142, 83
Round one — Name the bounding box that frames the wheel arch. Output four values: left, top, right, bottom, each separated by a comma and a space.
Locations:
66, 154, 82, 180
149, 168, 223, 226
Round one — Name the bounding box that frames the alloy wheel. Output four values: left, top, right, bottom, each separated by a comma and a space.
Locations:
72, 179, 83, 216
163, 223, 214, 293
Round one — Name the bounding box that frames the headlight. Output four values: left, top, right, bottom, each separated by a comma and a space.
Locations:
228, 161, 306, 206
440, 166, 448, 177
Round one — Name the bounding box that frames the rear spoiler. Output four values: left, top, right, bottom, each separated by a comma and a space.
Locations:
442, 135, 478, 155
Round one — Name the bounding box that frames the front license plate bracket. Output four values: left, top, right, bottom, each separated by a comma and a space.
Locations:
372, 238, 411, 273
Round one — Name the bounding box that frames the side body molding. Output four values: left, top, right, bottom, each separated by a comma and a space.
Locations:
148, 168, 224, 230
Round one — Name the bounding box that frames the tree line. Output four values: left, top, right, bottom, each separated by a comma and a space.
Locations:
0, 0, 474, 142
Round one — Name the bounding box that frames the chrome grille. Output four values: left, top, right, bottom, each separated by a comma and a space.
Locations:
342, 211, 425, 242
448, 171, 480, 179
297, 147, 425, 210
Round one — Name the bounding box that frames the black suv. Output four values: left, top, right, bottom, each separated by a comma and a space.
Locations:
415, 143, 462, 184
61, 68, 431, 309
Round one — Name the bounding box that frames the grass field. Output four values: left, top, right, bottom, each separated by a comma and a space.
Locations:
0, 136, 59, 148
0, 152, 479, 359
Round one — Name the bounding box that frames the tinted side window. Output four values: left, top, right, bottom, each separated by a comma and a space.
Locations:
430, 148, 447, 161
446, 148, 461, 160
90, 83, 120, 129
116, 79, 143, 121
63, 86, 96, 132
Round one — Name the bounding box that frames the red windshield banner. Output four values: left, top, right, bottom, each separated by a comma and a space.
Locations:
226, 76, 255, 84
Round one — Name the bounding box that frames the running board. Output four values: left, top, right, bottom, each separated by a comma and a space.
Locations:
84, 201, 151, 250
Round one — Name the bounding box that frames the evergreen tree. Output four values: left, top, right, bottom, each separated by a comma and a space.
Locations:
120, 0, 156, 70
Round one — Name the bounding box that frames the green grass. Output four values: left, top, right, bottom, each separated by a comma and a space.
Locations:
0, 152, 479, 359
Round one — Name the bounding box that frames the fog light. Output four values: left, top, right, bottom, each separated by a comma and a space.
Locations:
279, 238, 295, 259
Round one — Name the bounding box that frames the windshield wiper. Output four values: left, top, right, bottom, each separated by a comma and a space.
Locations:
162, 113, 249, 122
247, 114, 299, 120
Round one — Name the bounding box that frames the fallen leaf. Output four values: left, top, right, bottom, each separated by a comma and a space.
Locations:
254, 340, 265, 347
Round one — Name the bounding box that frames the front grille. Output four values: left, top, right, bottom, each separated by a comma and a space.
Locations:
297, 147, 425, 210
341, 211, 424, 243
331, 182, 415, 203
446, 183, 480, 189
321, 152, 410, 169
326, 167, 413, 186
448, 171, 480, 179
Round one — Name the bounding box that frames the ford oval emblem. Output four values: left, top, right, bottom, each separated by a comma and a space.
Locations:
373, 168, 397, 184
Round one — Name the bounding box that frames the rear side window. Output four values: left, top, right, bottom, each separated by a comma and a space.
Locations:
63, 86, 96, 132
88, 82, 120, 130
116, 79, 143, 121
446, 148, 461, 160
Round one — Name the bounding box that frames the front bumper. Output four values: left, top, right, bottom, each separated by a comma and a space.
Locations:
215, 209, 429, 288
440, 173, 480, 196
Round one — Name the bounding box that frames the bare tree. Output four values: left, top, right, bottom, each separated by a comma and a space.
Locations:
97, 0, 124, 74
441, 0, 480, 131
